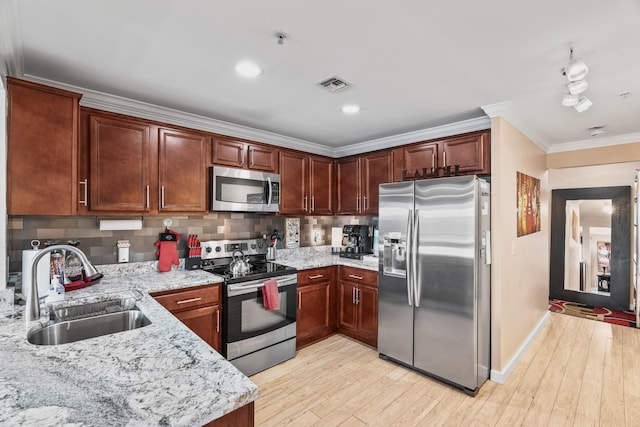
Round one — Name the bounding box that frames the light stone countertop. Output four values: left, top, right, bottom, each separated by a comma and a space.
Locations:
275, 246, 380, 272
0, 262, 256, 427
0, 249, 379, 426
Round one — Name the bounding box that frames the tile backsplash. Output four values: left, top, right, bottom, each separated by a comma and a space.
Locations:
8, 214, 376, 272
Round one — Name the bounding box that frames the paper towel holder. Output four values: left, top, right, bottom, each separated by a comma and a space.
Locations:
98, 217, 144, 231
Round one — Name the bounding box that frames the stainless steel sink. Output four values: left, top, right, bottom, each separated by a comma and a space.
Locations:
28, 307, 152, 346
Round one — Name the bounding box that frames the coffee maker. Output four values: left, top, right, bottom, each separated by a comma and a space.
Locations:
339, 225, 374, 259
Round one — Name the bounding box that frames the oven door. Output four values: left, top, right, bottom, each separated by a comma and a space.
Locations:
224, 274, 297, 347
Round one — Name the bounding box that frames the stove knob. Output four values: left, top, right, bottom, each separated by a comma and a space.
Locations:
205, 246, 213, 253
215, 246, 222, 252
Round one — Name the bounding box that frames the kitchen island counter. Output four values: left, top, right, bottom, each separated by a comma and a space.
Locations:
0, 263, 257, 427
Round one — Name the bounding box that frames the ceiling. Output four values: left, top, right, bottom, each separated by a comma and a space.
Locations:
3, 0, 640, 155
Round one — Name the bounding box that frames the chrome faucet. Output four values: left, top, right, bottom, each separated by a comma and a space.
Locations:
26, 245, 103, 323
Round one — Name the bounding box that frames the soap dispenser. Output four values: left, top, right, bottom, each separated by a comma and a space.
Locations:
46, 274, 65, 303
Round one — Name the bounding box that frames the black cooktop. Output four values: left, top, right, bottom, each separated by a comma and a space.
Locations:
201, 259, 297, 284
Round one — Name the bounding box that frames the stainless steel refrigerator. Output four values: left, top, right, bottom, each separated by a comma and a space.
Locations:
378, 175, 491, 396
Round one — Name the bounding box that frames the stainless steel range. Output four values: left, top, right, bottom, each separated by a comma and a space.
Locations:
200, 238, 297, 376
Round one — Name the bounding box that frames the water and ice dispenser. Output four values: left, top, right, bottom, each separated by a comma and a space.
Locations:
382, 233, 407, 277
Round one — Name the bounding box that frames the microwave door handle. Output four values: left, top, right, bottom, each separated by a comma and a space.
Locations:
267, 177, 272, 207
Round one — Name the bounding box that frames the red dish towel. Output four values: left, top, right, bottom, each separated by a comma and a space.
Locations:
262, 279, 280, 310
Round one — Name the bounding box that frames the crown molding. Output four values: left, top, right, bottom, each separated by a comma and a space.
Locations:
547, 131, 640, 153
481, 101, 551, 152
334, 116, 491, 158
24, 75, 337, 158
0, 0, 23, 77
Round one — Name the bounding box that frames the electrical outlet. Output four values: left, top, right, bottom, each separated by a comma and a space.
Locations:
314, 230, 320, 242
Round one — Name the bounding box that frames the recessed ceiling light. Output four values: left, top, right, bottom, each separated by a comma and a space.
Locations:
235, 60, 261, 78
588, 126, 605, 136
342, 104, 360, 114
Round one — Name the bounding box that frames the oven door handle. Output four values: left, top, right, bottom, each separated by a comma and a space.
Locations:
227, 276, 297, 295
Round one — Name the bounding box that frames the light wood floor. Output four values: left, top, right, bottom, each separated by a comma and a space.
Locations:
251, 312, 640, 426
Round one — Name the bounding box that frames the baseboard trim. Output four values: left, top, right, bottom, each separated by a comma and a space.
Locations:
489, 310, 551, 384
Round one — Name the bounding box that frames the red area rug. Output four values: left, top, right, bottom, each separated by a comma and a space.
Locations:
549, 299, 637, 328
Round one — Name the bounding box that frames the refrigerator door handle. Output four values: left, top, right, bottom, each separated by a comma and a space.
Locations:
413, 209, 420, 307
406, 209, 413, 306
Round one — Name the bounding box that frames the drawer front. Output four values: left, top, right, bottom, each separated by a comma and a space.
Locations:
153, 284, 220, 312
339, 266, 378, 286
298, 266, 335, 286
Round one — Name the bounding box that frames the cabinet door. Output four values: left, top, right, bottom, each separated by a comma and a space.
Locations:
158, 128, 207, 212
394, 142, 438, 182
357, 284, 378, 348
174, 304, 221, 352
309, 156, 334, 215
338, 280, 358, 332
336, 157, 360, 214
361, 151, 393, 214
212, 137, 244, 168
297, 282, 332, 348
7, 78, 81, 215
247, 144, 279, 172
441, 132, 489, 174
279, 150, 308, 215
89, 115, 151, 211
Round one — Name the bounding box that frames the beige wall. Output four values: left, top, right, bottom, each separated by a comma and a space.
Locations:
547, 141, 640, 169
491, 117, 550, 373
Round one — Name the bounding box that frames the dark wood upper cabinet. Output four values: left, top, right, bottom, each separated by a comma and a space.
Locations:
7, 77, 82, 215
280, 150, 333, 215
393, 130, 490, 181
212, 136, 278, 172
336, 156, 360, 214
158, 128, 207, 212
89, 115, 151, 212
337, 150, 393, 215
279, 150, 307, 215
441, 131, 490, 174
308, 156, 334, 215
361, 151, 394, 214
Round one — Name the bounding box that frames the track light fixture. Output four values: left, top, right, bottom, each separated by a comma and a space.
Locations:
561, 47, 591, 112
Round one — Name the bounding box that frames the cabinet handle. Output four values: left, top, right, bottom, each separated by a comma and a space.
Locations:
176, 297, 202, 305
348, 274, 364, 280
432, 153, 435, 168
308, 274, 324, 279
146, 185, 150, 208
304, 196, 308, 212
161, 186, 166, 209
356, 196, 360, 211
79, 179, 88, 206
298, 292, 302, 310
355, 288, 360, 305
363, 196, 367, 212
352, 287, 356, 304
216, 308, 220, 333
443, 151, 447, 167
311, 196, 315, 212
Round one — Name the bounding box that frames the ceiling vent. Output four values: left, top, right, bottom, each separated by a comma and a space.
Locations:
318, 76, 351, 92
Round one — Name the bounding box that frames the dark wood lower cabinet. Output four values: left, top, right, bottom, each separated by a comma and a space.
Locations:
296, 267, 337, 349
337, 266, 378, 348
151, 284, 222, 352
203, 401, 254, 427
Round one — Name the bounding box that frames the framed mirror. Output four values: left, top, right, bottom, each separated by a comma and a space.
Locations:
549, 186, 631, 311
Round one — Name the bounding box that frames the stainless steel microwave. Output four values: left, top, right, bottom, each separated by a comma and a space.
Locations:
210, 166, 280, 212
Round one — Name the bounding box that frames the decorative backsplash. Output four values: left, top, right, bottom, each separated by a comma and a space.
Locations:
7, 214, 376, 272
